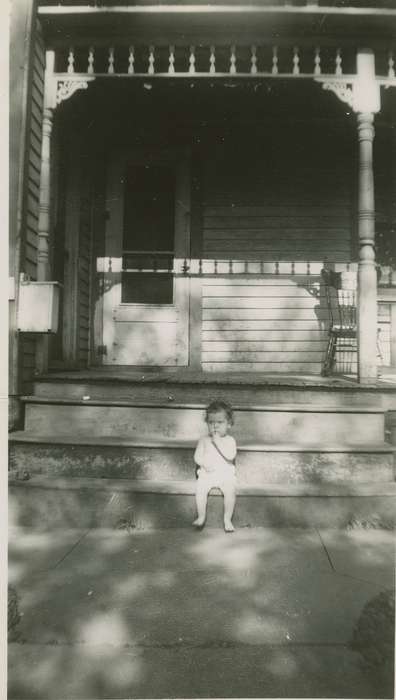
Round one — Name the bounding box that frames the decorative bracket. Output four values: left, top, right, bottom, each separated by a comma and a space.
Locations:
317, 79, 355, 109
55, 77, 95, 106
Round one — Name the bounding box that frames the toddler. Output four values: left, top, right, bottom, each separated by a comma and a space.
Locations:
192, 400, 237, 533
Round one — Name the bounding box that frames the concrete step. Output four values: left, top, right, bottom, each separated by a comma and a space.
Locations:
9, 475, 396, 530
21, 397, 386, 445
32, 375, 396, 410
9, 432, 395, 484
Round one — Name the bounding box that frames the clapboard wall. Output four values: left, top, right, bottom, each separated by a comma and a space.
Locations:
201, 276, 328, 372
58, 140, 94, 368
21, 20, 45, 387
77, 161, 93, 367
24, 21, 45, 280
374, 122, 395, 368
200, 128, 354, 372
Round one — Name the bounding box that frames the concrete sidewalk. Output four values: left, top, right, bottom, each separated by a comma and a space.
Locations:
8, 526, 395, 699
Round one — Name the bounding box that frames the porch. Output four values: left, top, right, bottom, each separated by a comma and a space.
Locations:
9, 366, 396, 530
21, 73, 395, 381
9, 1, 396, 532
13, 8, 395, 387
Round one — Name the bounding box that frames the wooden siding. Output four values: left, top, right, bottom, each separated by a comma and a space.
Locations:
201, 276, 328, 372
378, 303, 391, 367
374, 124, 395, 368
24, 22, 45, 281
202, 142, 353, 263
200, 134, 353, 372
77, 174, 93, 367
21, 21, 45, 388
21, 338, 37, 387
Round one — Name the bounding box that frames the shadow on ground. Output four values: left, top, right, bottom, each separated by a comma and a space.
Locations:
8, 526, 395, 699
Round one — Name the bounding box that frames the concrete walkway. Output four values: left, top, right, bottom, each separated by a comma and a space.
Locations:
8, 526, 395, 699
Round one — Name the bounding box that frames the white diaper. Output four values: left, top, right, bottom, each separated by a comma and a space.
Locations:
196, 466, 236, 490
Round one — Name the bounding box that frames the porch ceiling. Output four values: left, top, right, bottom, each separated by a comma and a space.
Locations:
38, 4, 396, 47
56, 78, 355, 135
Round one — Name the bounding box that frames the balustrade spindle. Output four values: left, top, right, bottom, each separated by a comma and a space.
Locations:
189, 46, 196, 74
314, 47, 321, 75
209, 46, 216, 74
169, 46, 175, 74
148, 46, 155, 74
214, 259, 218, 275
291, 262, 295, 275
198, 259, 203, 275
108, 48, 115, 74
67, 48, 74, 74
229, 260, 233, 274
275, 261, 279, 275
230, 45, 237, 74
293, 47, 300, 75
128, 46, 135, 74
335, 48, 342, 76
388, 50, 395, 78
251, 45, 257, 74
307, 262, 311, 276
272, 46, 278, 75
87, 47, 94, 74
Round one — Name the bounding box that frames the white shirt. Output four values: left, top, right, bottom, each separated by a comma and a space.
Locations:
194, 435, 237, 474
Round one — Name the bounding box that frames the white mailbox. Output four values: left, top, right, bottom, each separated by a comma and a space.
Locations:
17, 281, 60, 333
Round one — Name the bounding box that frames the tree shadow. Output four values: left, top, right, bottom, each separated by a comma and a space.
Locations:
8, 525, 395, 699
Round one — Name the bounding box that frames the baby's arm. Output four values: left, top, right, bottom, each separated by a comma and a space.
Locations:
194, 437, 206, 467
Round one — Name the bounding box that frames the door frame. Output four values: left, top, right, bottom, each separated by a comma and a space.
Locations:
97, 146, 192, 366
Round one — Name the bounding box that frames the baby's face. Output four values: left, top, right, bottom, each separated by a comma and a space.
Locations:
207, 410, 231, 438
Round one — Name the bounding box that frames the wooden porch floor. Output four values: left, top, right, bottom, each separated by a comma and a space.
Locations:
42, 367, 396, 390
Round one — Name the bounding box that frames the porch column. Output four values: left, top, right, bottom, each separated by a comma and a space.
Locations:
37, 51, 55, 281
36, 51, 56, 372
354, 50, 381, 383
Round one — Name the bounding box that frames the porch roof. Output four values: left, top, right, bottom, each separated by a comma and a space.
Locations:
38, 3, 396, 47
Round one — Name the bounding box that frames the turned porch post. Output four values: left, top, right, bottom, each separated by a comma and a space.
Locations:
37, 50, 55, 281
354, 50, 381, 383
36, 50, 56, 372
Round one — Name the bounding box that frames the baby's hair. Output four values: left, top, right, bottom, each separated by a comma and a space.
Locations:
205, 400, 234, 425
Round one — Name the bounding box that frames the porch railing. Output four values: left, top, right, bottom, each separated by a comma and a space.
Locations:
100, 256, 395, 284
103, 256, 354, 276
53, 44, 395, 83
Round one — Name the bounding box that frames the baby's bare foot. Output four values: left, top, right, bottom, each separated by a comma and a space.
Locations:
192, 518, 205, 528
224, 520, 235, 533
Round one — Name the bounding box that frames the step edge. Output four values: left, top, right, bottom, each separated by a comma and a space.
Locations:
8, 433, 395, 453
21, 397, 386, 413
33, 376, 396, 392
8, 475, 396, 497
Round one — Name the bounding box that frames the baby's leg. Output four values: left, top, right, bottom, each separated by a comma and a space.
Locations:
222, 481, 236, 532
193, 478, 211, 527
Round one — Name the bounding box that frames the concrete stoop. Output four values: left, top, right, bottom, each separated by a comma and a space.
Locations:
9, 379, 396, 531
9, 476, 396, 530
20, 397, 388, 445
32, 373, 396, 411
9, 434, 395, 483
